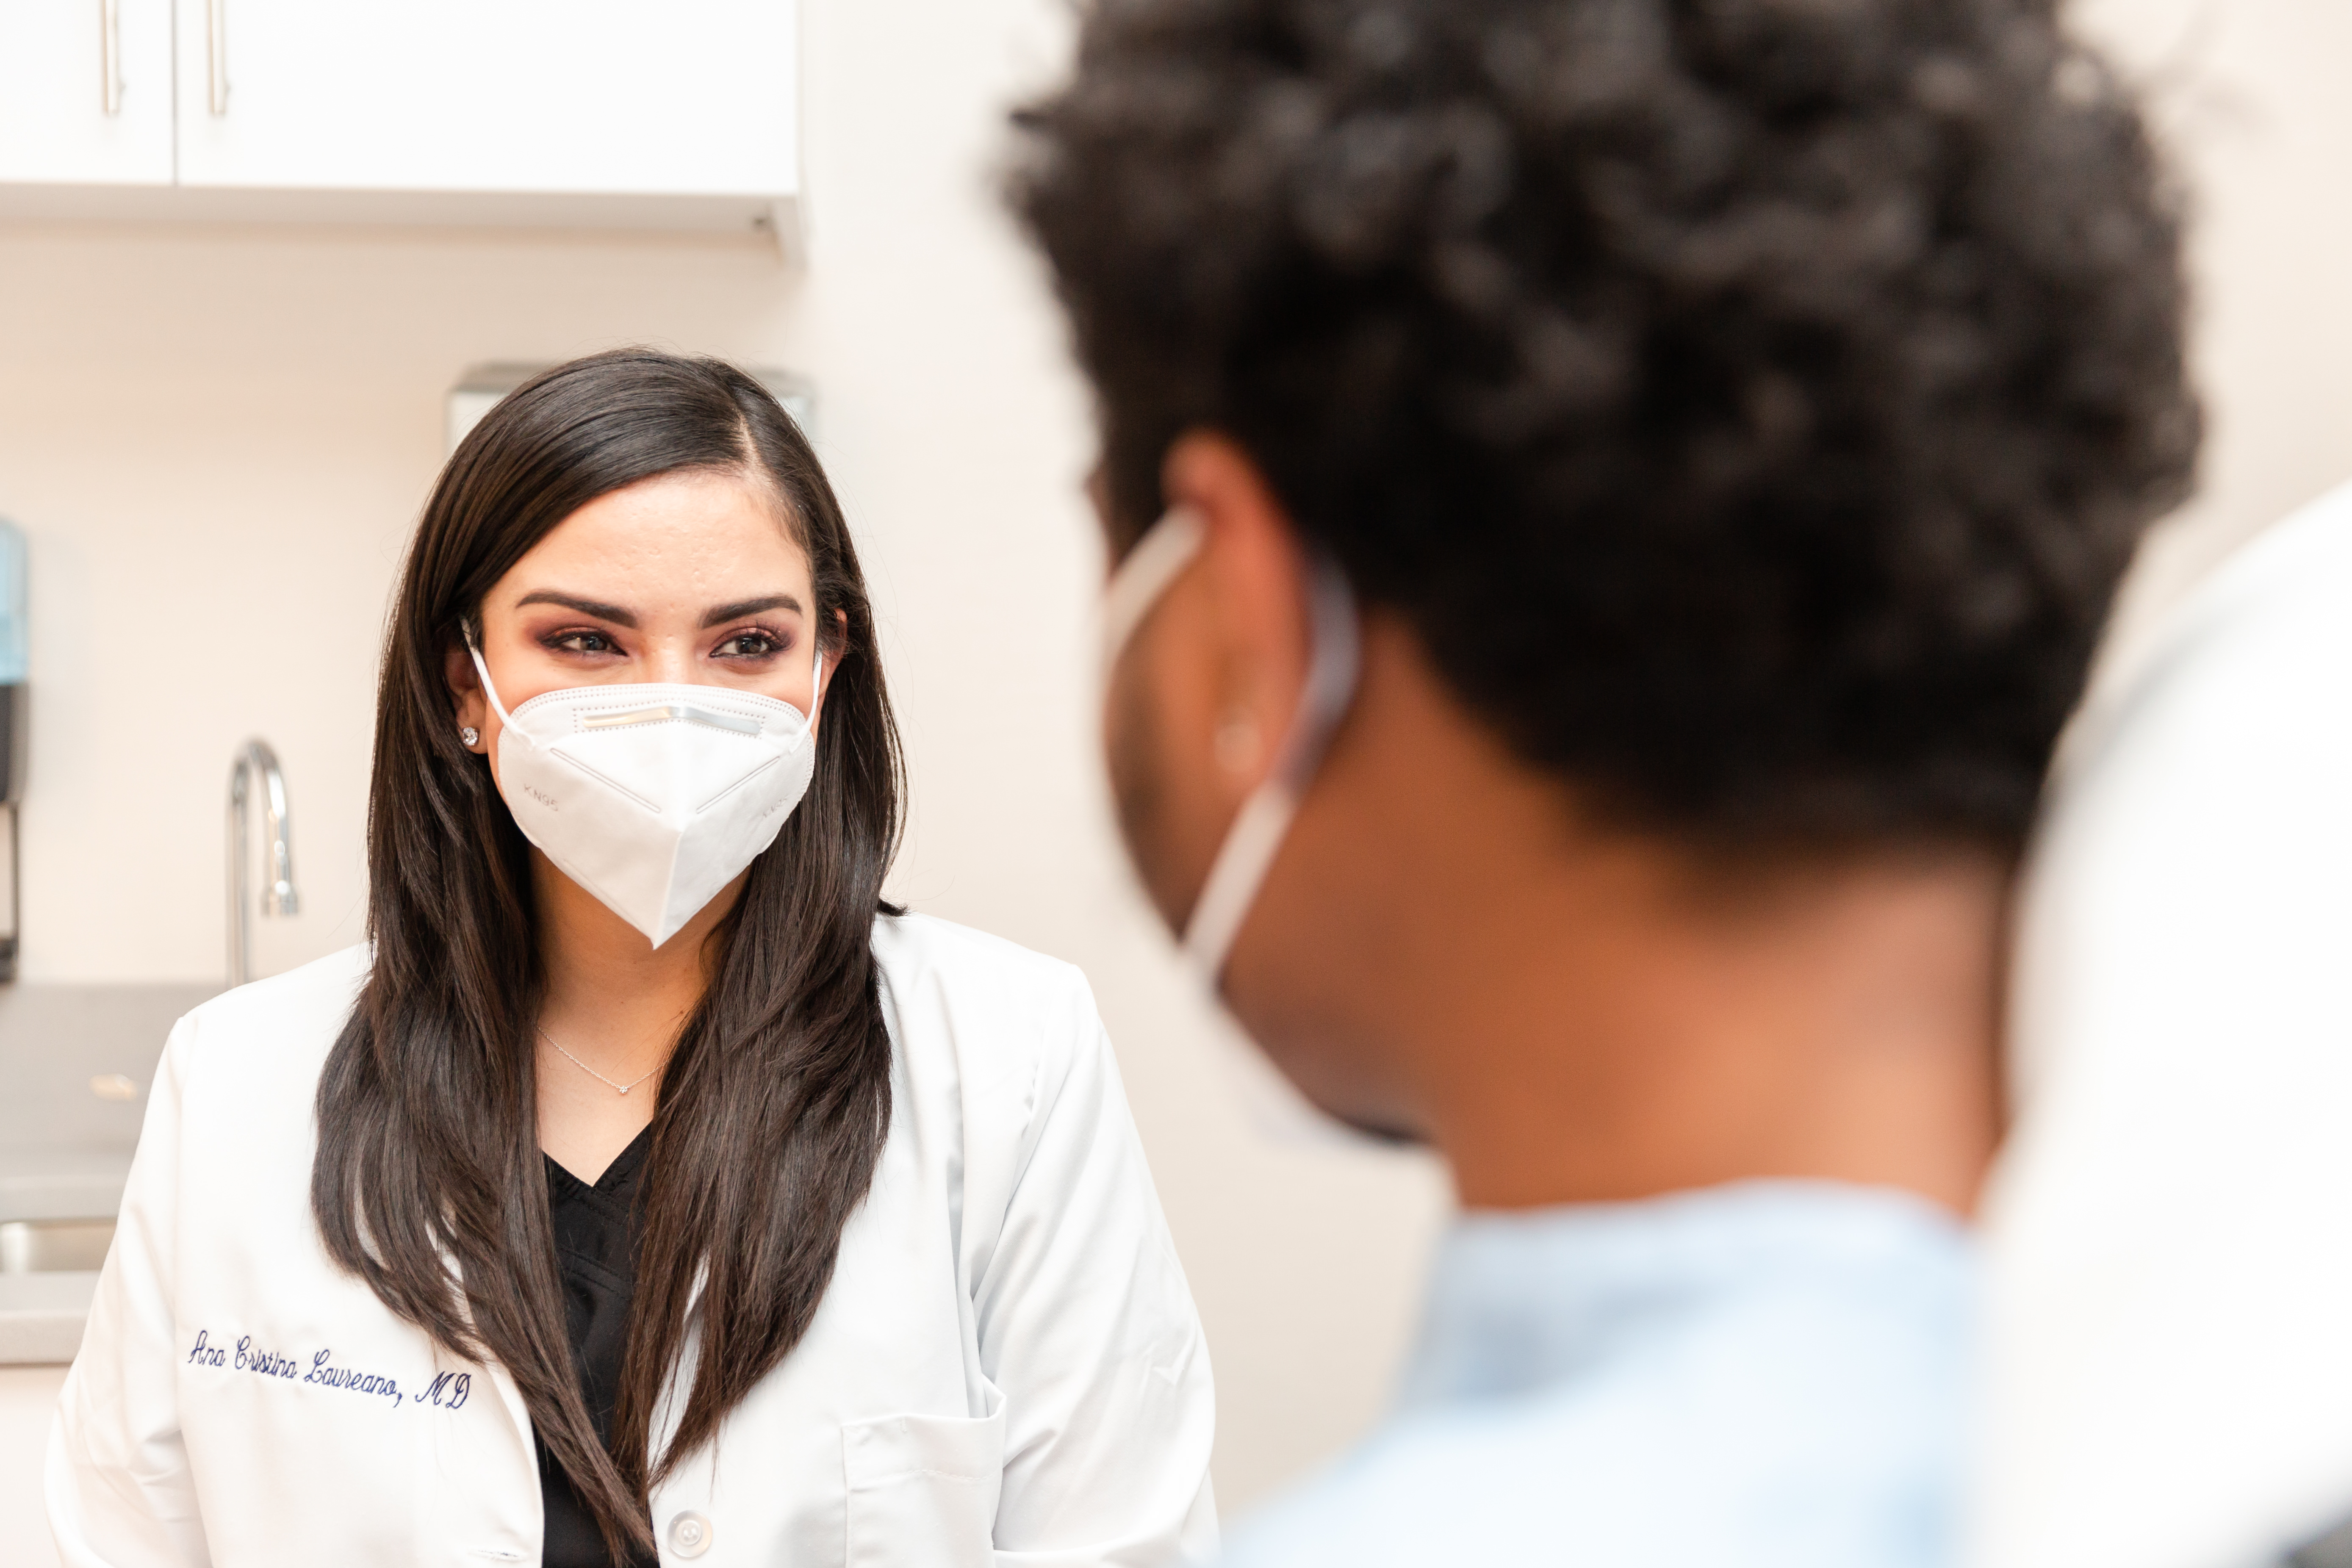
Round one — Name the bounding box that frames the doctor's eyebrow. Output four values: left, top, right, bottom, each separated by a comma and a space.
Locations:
514, 590, 638, 627
701, 594, 803, 626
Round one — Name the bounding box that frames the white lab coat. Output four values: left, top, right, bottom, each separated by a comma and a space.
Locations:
47, 912, 1218, 1568
1974, 478, 2352, 1568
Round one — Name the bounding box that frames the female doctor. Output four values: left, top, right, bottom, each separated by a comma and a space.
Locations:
47, 351, 1216, 1567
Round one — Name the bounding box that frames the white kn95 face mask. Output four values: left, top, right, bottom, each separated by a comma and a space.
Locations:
467, 632, 823, 947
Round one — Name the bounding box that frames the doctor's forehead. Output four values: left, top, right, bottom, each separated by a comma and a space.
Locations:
501, 471, 813, 602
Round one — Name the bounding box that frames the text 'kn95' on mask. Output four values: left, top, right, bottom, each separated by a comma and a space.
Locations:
467, 634, 822, 947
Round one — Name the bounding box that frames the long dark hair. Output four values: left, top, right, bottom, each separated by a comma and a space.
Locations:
313, 350, 902, 1557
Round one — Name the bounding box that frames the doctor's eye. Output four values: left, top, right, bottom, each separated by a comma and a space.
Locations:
713, 629, 786, 662
545, 629, 622, 657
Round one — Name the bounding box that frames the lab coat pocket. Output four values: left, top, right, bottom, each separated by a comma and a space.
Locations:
841, 1405, 1006, 1568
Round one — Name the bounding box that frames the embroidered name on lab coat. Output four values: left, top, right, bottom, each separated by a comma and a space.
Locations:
184, 1328, 467, 1411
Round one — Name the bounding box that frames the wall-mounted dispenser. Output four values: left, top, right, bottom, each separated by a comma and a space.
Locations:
0, 520, 25, 983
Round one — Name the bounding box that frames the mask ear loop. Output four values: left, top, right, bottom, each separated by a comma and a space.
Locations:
1106, 507, 1378, 1147
462, 627, 519, 733
1100, 503, 1363, 981
800, 636, 827, 751
1180, 554, 1361, 981
1102, 507, 1208, 667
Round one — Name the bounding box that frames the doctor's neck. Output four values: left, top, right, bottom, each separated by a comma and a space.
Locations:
532, 848, 738, 1087
1219, 616, 2004, 1216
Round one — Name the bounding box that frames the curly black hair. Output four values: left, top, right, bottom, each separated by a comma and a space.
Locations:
1010, 0, 2197, 853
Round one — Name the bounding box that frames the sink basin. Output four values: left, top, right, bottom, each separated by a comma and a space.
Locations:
0, 1219, 113, 1274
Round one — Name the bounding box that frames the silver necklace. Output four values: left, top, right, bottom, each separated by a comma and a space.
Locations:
537, 1025, 663, 1097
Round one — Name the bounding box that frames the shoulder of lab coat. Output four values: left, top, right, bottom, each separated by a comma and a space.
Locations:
47, 945, 370, 1568
869, 911, 1220, 1564
1978, 479, 2352, 1568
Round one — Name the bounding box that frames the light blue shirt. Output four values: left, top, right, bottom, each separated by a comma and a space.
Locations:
1221, 1180, 1974, 1568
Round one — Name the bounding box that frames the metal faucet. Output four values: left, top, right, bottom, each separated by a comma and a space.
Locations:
227, 740, 298, 987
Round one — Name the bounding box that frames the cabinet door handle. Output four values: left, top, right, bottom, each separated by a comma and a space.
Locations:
205, 0, 229, 115
100, 0, 124, 116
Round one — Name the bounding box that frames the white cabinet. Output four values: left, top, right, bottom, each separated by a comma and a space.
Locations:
172, 0, 795, 199
0, 0, 173, 185
0, 0, 798, 241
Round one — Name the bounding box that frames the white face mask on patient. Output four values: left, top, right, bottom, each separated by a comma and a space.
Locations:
1102, 505, 1384, 1148
467, 633, 823, 947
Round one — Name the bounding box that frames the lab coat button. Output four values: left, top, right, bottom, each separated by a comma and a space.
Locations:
665, 1511, 713, 1559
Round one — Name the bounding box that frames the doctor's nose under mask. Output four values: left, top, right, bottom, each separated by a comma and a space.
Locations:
467, 634, 822, 947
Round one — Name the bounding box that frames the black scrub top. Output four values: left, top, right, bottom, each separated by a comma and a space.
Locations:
540, 1125, 658, 1568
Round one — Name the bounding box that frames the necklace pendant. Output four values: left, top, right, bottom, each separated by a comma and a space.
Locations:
538, 1024, 659, 1099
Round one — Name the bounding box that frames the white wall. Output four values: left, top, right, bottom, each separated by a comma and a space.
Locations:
2, 0, 2344, 1537
0, 0, 1444, 1519
2076, 0, 2352, 678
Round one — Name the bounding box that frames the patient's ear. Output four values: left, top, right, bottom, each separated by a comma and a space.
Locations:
1159, 430, 1317, 807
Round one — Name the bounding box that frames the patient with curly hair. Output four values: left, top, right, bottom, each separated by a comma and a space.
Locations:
1010, 0, 2196, 1564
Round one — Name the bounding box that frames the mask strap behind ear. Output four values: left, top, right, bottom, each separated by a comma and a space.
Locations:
1180, 554, 1361, 980
463, 628, 518, 729
1103, 507, 1208, 666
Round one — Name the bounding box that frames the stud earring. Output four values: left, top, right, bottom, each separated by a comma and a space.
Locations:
460, 726, 480, 748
